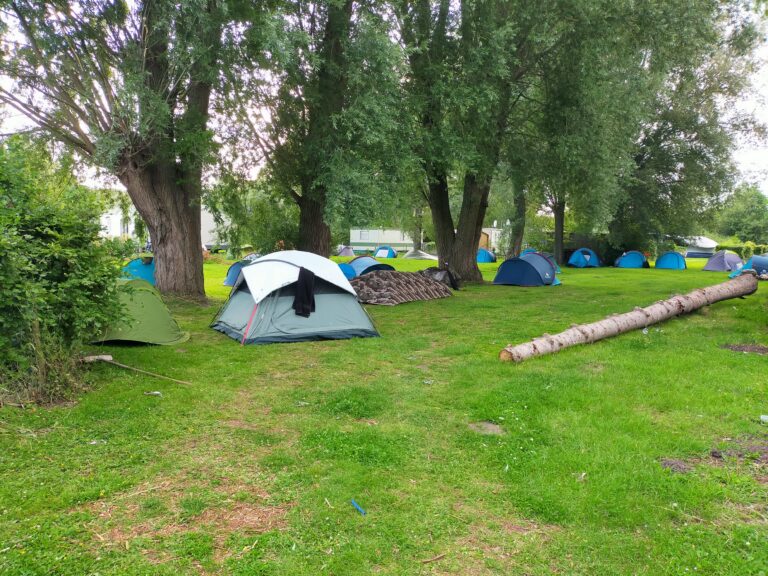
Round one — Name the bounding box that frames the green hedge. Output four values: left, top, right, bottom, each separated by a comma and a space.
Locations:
716, 243, 768, 259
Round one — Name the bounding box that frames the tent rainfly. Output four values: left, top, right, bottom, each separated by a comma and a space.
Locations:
493, 252, 561, 286
615, 251, 648, 268
567, 247, 600, 268
211, 251, 379, 345
655, 251, 687, 270
349, 256, 395, 277
93, 279, 188, 345
703, 250, 743, 272
122, 257, 156, 285
477, 247, 497, 263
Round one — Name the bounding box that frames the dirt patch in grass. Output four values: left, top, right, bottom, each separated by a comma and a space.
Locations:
661, 435, 768, 478
86, 470, 291, 567
660, 458, 694, 474
721, 344, 768, 355
468, 421, 505, 435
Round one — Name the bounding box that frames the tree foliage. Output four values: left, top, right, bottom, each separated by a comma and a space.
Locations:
717, 184, 768, 243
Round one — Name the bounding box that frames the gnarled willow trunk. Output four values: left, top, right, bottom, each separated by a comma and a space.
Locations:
120, 164, 205, 298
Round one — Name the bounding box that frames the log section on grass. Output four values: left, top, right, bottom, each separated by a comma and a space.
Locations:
500, 273, 759, 363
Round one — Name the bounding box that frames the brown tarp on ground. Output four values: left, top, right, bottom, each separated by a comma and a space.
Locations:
350, 270, 453, 306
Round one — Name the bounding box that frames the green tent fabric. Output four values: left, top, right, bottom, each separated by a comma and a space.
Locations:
93, 279, 189, 345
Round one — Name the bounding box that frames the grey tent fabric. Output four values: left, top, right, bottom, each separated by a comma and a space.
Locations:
403, 249, 438, 260
703, 250, 743, 272
212, 279, 378, 344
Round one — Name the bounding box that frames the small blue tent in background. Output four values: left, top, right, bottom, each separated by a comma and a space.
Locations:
337, 246, 355, 257
373, 245, 397, 258
730, 255, 768, 278
615, 251, 648, 268
567, 247, 600, 268
122, 257, 155, 285
338, 262, 356, 279
655, 251, 686, 270
224, 261, 247, 286
493, 252, 561, 286
703, 250, 742, 272
477, 247, 497, 263
349, 256, 395, 276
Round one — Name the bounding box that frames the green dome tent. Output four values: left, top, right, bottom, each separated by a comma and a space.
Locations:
93, 279, 188, 345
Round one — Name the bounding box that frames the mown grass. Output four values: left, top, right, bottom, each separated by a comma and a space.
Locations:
1, 257, 767, 575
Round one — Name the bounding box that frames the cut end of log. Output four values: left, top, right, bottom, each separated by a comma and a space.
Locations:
499, 349, 516, 362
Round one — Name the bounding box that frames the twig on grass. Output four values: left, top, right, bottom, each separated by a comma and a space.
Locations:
82, 355, 192, 385
420, 552, 446, 564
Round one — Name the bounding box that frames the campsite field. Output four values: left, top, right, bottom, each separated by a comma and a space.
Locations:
1, 259, 767, 575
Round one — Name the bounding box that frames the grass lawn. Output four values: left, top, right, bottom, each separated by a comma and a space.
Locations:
1, 257, 767, 575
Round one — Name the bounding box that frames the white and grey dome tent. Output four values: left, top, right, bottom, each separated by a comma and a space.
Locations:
211, 251, 378, 345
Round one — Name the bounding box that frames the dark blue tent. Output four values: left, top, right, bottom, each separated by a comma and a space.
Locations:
731, 255, 768, 278
477, 247, 497, 263
615, 251, 648, 268
493, 252, 561, 286
373, 245, 397, 258
224, 260, 249, 286
349, 256, 395, 276
122, 257, 155, 285
704, 250, 742, 272
567, 247, 600, 268
655, 251, 686, 270
338, 262, 356, 279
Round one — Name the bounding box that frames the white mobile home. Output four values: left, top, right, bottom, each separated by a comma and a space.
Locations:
349, 229, 414, 252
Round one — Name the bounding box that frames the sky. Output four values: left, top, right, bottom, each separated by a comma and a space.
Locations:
732, 43, 768, 196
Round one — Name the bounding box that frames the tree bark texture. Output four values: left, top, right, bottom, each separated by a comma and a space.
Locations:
297, 194, 332, 256
499, 274, 759, 362
508, 184, 527, 258
120, 164, 205, 298
552, 200, 565, 264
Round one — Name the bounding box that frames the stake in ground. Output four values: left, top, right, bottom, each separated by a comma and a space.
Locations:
0, 257, 766, 575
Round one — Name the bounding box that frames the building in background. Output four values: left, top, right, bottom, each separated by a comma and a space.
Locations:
349, 229, 414, 252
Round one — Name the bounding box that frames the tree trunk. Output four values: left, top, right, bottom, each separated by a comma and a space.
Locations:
120, 163, 205, 299
427, 174, 456, 268
294, 0, 353, 253
553, 199, 565, 264
509, 184, 527, 258
500, 274, 759, 362
297, 193, 331, 256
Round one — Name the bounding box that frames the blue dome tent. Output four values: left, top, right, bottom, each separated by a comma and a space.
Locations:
615, 251, 648, 268
337, 246, 355, 257
338, 262, 356, 279
493, 252, 561, 286
373, 245, 397, 258
567, 247, 600, 268
122, 257, 156, 285
730, 255, 768, 278
655, 251, 686, 270
349, 256, 395, 277
224, 260, 248, 286
477, 247, 497, 263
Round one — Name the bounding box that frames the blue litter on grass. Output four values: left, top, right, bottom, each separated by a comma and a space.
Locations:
351, 499, 366, 516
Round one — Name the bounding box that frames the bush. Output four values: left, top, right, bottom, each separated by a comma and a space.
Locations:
0, 137, 122, 403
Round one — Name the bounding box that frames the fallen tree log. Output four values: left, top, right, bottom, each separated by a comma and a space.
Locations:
500, 273, 759, 363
